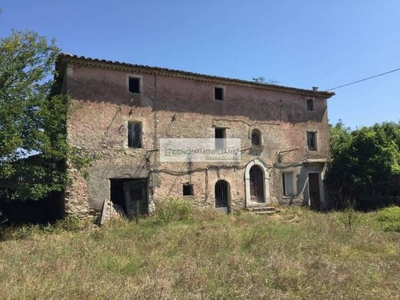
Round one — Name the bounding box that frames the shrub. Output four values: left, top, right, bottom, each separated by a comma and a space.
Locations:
53, 215, 90, 232
375, 206, 400, 232
155, 197, 191, 224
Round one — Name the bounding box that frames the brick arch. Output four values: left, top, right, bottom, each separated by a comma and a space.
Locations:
245, 159, 270, 207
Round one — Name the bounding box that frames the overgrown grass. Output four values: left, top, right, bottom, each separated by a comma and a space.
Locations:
0, 207, 399, 299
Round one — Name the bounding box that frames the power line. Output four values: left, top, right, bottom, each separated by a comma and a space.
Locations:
327, 67, 400, 91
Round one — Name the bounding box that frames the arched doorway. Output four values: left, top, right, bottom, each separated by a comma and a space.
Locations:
250, 165, 264, 202
244, 159, 270, 207
215, 180, 229, 213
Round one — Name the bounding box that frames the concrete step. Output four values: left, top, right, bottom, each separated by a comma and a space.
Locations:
252, 206, 276, 212
254, 210, 276, 215
247, 206, 279, 215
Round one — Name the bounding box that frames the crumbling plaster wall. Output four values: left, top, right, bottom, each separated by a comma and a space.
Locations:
64, 63, 330, 215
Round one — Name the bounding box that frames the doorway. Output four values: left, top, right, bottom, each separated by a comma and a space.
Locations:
308, 173, 321, 210
250, 165, 264, 202
110, 178, 148, 218
215, 180, 229, 213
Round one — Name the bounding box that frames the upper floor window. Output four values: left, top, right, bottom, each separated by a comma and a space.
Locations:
214, 87, 224, 101
307, 131, 317, 151
129, 77, 141, 94
128, 122, 142, 148
306, 99, 314, 111
251, 129, 262, 148
215, 127, 226, 149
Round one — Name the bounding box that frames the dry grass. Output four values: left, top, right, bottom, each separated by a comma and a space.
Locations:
0, 207, 399, 299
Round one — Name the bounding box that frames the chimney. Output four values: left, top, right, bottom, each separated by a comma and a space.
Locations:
312, 86, 319, 91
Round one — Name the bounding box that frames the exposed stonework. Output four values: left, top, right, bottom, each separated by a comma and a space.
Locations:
56, 54, 334, 218
64, 169, 92, 217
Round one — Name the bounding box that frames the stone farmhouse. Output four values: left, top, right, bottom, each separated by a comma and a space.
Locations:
56, 54, 335, 218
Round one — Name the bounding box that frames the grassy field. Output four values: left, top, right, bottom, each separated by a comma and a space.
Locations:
0, 204, 399, 299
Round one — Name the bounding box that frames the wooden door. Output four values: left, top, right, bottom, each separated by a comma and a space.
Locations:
308, 173, 321, 210
250, 166, 264, 202
123, 179, 147, 219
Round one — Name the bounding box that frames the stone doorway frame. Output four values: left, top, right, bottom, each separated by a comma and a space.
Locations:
245, 159, 270, 207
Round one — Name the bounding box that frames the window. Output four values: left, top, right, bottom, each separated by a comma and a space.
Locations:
214, 87, 224, 100
215, 128, 226, 149
307, 131, 317, 151
129, 77, 140, 93
251, 129, 262, 147
128, 122, 142, 148
282, 172, 293, 196
183, 183, 194, 196
306, 99, 314, 111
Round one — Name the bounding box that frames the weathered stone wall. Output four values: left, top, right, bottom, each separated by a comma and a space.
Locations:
62, 60, 331, 216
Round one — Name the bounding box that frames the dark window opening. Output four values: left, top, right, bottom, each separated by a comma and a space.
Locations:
128, 122, 142, 148
183, 183, 194, 196
307, 99, 314, 111
251, 129, 261, 147
215, 127, 226, 149
307, 131, 317, 151
129, 77, 140, 93
214, 87, 224, 100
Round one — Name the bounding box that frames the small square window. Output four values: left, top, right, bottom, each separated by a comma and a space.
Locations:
282, 172, 294, 196
215, 128, 226, 149
128, 122, 142, 148
307, 131, 317, 151
214, 87, 224, 100
306, 99, 314, 111
183, 184, 194, 196
129, 77, 140, 93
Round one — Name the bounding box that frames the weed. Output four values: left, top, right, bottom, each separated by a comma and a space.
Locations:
375, 206, 400, 232
155, 197, 191, 224
54, 215, 85, 232
337, 207, 360, 231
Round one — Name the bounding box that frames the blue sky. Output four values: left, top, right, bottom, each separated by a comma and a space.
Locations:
1, 0, 399, 129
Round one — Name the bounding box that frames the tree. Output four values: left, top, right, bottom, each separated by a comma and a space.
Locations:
326, 121, 400, 210
0, 30, 69, 200
252, 77, 279, 85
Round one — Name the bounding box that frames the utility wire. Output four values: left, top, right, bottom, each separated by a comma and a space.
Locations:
327, 67, 400, 91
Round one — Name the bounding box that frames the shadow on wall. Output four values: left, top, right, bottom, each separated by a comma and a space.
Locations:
67, 76, 327, 124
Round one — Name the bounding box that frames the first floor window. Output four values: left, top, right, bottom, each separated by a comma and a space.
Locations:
251, 129, 262, 147
282, 172, 293, 196
307, 131, 317, 151
215, 127, 226, 149
128, 122, 142, 148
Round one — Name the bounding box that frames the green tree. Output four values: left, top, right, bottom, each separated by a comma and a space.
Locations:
0, 31, 69, 200
326, 121, 400, 210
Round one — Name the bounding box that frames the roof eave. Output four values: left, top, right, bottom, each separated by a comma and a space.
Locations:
56, 53, 335, 98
